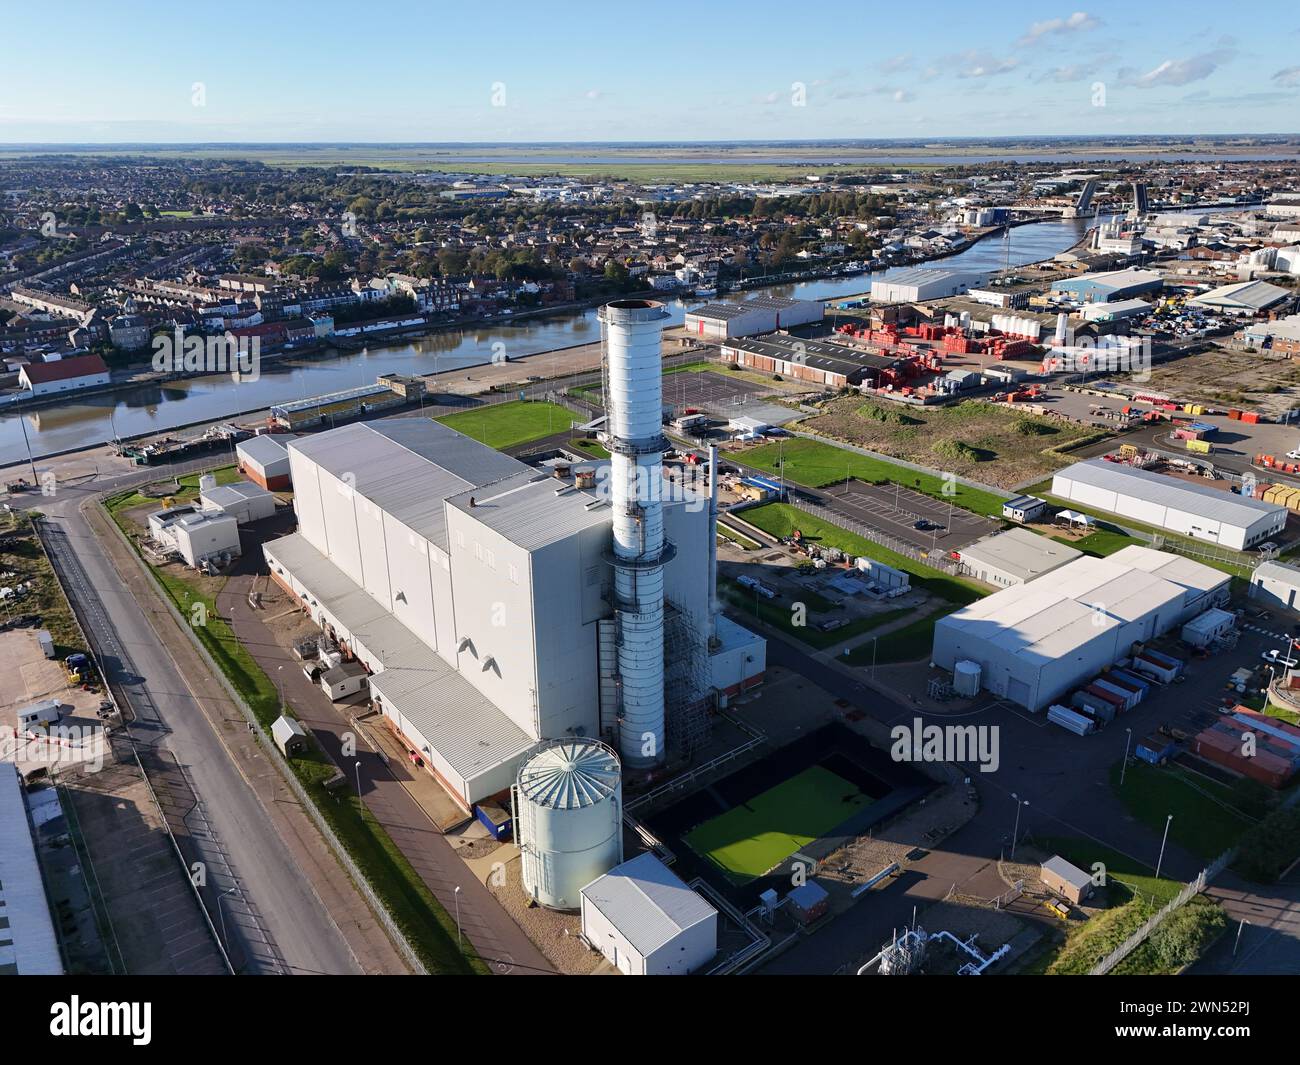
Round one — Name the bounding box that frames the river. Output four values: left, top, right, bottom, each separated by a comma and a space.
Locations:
1, 213, 1108, 460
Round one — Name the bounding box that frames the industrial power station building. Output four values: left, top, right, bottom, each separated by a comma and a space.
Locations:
1051, 460, 1287, 551
932, 546, 1229, 711
263, 303, 764, 807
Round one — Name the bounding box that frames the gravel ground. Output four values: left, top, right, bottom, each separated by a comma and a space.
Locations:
486, 854, 605, 975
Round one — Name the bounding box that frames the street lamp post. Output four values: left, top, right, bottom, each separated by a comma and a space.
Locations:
1120, 727, 1133, 787
1155, 814, 1173, 880
1233, 919, 1249, 957
354, 760, 362, 797
454, 885, 462, 947
1011, 793, 1029, 859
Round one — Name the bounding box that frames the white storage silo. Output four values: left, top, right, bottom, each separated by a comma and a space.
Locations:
514, 739, 623, 911
953, 660, 981, 698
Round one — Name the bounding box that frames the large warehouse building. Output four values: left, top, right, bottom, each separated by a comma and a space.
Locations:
1051, 459, 1287, 551
870, 268, 977, 303
932, 546, 1229, 711
719, 335, 902, 389
264, 302, 764, 806
1050, 268, 1163, 304
683, 296, 822, 339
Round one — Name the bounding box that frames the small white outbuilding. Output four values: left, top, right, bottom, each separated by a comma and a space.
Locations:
580, 852, 717, 975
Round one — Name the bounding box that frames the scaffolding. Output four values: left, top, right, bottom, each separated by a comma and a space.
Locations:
663, 600, 713, 762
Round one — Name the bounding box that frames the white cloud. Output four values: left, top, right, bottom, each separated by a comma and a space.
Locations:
951, 51, 1020, 79
1018, 11, 1101, 46
1274, 65, 1300, 88
1126, 48, 1231, 88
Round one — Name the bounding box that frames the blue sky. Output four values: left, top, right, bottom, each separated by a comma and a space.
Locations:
1, 1, 1297, 142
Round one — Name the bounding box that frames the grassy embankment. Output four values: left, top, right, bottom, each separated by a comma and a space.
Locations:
1022, 837, 1226, 976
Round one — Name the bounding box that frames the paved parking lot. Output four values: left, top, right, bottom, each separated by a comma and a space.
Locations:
664, 370, 774, 414
817, 478, 1000, 553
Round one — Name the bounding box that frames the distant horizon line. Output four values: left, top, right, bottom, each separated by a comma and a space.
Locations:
1, 134, 1299, 149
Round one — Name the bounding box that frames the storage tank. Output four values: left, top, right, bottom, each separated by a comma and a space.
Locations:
199, 473, 217, 494
953, 660, 981, 698
514, 739, 623, 911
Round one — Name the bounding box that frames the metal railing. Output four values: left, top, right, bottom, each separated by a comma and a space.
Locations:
1088, 847, 1235, 975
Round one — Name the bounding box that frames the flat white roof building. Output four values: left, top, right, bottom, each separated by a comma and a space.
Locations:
932, 546, 1229, 711
958, 528, 1081, 587
683, 296, 822, 339
1051, 459, 1287, 551
1249, 559, 1300, 613
200, 481, 277, 524
579, 852, 718, 975
870, 268, 977, 303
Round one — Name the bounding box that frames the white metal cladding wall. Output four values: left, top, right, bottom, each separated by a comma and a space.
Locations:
289, 448, 327, 555
646, 911, 718, 975
355, 495, 392, 606
662, 498, 711, 637
382, 511, 438, 652
446, 506, 541, 738
317, 466, 365, 587
429, 538, 457, 658
530, 536, 600, 741
580, 895, 641, 972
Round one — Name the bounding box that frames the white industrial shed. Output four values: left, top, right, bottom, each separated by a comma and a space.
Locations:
235, 434, 292, 490
580, 852, 718, 975
932, 546, 1229, 711
1051, 459, 1287, 551
1250, 559, 1300, 612
683, 296, 822, 339
958, 528, 1081, 587
200, 481, 277, 524
870, 268, 976, 303
1190, 280, 1291, 316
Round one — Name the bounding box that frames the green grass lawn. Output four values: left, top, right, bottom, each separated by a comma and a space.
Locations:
743, 437, 1009, 519
739, 502, 985, 603
685, 765, 871, 882
1037, 492, 1257, 579
436, 400, 579, 449
1052, 529, 1141, 557
567, 437, 610, 459
1109, 760, 1255, 860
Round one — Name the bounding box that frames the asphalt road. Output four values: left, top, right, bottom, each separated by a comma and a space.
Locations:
26, 480, 362, 976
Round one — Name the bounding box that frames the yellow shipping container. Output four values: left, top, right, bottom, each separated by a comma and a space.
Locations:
1185, 439, 1211, 454
1272, 487, 1299, 508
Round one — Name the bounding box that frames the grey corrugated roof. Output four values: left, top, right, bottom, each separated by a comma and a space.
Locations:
1253, 559, 1300, 587
236, 434, 290, 468
289, 420, 524, 550
1056, 459, 1285, 526
580, 853, 716, 957
959, 528, 1081, 582
202, 482, 273, 506
446, 472, 610, 551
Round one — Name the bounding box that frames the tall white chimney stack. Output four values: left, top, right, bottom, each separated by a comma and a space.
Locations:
598, 299, 673, 770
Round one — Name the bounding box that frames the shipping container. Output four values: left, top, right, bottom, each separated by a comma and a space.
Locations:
1073, 690, 1117, 724
1135, 733, 1176, 766
1049, 704, 1096, 736
1131, 653, 1178, 684
1104, 669, 1148, 703
1194, 727, 1292, 788
1091, 677, 1138, 711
